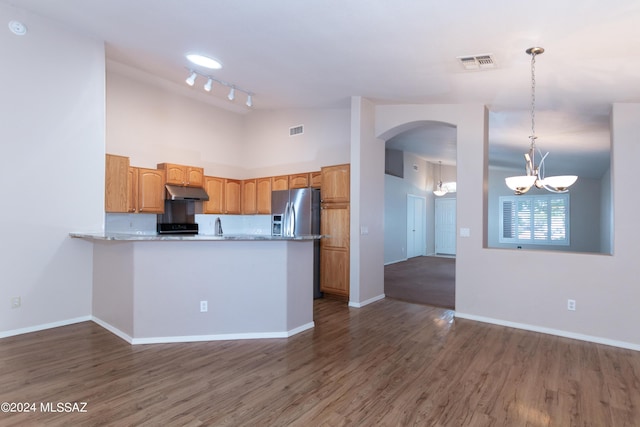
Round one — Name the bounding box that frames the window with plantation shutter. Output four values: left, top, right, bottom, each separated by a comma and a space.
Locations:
499, 194, 569, 245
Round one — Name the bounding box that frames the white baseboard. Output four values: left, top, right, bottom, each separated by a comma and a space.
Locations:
455, 311, 640, 352
349, 294, 385, 308
384, 258, 407, 266
91, 316, 134, 344
0, 316, 92, 339
91, 317, 314, 345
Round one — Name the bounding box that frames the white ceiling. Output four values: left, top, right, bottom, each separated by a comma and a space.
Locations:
5, 0, 639, 178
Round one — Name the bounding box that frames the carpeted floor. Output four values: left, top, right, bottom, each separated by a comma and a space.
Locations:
384, 256, 455, 309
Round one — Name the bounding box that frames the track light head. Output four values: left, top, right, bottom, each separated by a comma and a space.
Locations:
185, 71, 197, 86
246, 94, 253, 107
228, 86, 235, 101
204, 78, 213, 92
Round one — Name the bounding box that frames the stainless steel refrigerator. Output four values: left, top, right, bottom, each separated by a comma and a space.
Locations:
271, 187, 322, 298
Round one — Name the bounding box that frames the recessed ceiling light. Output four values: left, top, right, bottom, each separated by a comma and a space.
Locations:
186, 53, 222, 70
8, 20, 27, 36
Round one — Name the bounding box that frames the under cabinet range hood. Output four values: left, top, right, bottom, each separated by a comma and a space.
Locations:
164, 184, 209, 201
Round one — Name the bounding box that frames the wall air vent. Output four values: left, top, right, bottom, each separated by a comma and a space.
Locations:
289, 125, 304, 136
457, 54, 497, 70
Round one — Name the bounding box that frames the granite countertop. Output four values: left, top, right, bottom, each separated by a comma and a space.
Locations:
69, 232, 323, 242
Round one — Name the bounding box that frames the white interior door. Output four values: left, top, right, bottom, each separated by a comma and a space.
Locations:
407, 195, 426, 258
435, 198, 456, 255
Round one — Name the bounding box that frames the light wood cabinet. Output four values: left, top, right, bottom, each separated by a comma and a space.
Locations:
225, 179, 242, 214
310, 171, 322, 188
157, 163, 204, 187
203, 176, 225, 214
289, 173, 310, 189
320, 202, 350, 297
105, 154, 129, 213
256, 177, 272, 214
203, 176, 241, 214
321, 164, 350, 203
272, 175, 289, 191
242, 179, 257, 214
136, 168, 166, 213
105, 155, 164, 214
127, 167, 138, 213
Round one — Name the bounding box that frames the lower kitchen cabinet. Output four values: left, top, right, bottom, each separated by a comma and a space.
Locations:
320, 202, 350, 297
320, 247, 349, 297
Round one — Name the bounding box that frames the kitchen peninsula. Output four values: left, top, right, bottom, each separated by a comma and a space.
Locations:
72, 233, 320, 344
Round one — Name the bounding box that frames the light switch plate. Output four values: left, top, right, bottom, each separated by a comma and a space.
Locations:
460, 227, 470, 237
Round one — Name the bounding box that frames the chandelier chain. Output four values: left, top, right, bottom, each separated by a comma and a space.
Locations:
530, 51, 537, 147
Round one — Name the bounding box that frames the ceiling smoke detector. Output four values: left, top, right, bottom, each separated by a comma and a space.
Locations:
457, 54, 496, 70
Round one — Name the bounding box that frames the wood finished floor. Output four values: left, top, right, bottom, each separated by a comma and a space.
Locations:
2, 298, 640, 426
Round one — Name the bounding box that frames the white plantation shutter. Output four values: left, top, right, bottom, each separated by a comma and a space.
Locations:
499, 194, 569, 245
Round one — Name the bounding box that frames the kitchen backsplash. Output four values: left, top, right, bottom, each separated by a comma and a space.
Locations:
106, 213, 157, 235
196, 214, 271, 235
105, 213, 271, 235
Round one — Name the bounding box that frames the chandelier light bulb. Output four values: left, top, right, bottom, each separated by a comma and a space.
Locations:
246, 94, 253, 107
204, 78, 213, 92
228, 87, 235, 101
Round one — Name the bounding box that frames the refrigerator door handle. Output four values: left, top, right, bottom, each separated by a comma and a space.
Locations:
289, 203, 296, 236
283, 202, 290, 236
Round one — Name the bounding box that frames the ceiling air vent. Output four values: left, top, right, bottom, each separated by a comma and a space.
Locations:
289, 125, 304, 136
457, 54, 496, 70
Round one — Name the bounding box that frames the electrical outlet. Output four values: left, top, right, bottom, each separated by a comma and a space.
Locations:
567, 299, 576, 311
200, 301, 208, 312
11, 296, 21, 309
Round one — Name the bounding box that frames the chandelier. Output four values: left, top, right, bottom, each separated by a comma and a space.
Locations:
433, 161, 448, 196
505, 47, 578, 195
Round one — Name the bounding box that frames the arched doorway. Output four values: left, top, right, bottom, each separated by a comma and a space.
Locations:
381, 120, 457, 309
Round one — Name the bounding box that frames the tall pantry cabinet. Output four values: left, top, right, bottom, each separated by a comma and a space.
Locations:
320, 164, 350, 298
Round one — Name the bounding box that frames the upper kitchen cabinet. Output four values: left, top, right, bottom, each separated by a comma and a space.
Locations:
321, 164, 350, 203
105, 154, 130, 212
203, 177, 241, 214
203, 176, 224, 214
127, 167, 138, 213
136, 168, 166, 213
242, 179, 257, 214
310, 171, 322, 188
271, 175, 289, 191
224, 179, 242, 214
289, 173, 310, 189
157, 163, 204, 188
256, 177, 272, 214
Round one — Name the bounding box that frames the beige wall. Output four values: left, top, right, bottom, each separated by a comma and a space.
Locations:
106, 65, 246, 178
369, 102, 640, 349
0, 3, 104, 336
107, 66, 351, 178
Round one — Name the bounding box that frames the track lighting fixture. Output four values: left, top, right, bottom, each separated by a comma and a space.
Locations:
184, 69, 254, 107
185, 72, 197, 86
